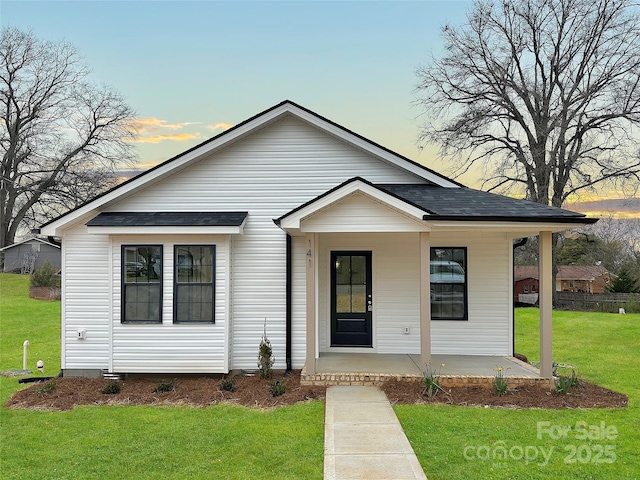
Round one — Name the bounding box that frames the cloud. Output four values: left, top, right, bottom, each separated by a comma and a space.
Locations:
129, 117, 202, 144
207, 122, 233, 132
129, 133, 199, 144
126, 117, 232, 144
131, 118, 201, 131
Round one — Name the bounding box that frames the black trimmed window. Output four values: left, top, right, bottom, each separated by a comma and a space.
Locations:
430, 247, 467, 320
122, 245, 162, 323
174, 245, 215, 323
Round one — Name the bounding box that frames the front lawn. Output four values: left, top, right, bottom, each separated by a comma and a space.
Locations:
0, 273, 324, 479
396, 308, 640, 479
2, 273, 639, 478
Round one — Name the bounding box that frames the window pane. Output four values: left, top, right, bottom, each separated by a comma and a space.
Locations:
124, 284, 161, 322
200, 265, 213, 283
430, 247, 467, 320
122, 246, 162, 323
351, 284, 366, 313
350, 256, 366, 285
335, 256, 350, 285
174, 246, 215, 323
336, 285, 351, 313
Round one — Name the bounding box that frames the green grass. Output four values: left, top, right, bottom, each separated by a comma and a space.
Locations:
3, 274, 640, 478
397, 308, 640, 479
0, 273, 324, 479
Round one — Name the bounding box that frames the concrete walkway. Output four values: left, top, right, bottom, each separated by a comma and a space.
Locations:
324, 386, 427, 480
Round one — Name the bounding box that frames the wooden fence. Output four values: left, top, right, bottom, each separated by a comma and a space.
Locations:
555, 292, 640, 313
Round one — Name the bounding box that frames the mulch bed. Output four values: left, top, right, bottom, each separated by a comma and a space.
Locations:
5, 371, 628, 411
381, 378, 628, 409
5, 370, 325, 411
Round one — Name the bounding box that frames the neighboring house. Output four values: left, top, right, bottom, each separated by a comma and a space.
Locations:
39, 101, 596, 379
514, 265, 615, 301
0, 237, 61, 273
556, 265, 615, 293
514, 265, 540, 305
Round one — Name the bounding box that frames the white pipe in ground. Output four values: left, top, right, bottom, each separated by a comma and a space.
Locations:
23, 340, 29, 370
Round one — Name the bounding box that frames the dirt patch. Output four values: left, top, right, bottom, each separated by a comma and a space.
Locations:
5, 371, 628, 411
381, 378, 628, 409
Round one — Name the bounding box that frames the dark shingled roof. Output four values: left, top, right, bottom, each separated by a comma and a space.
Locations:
377, 184, 596, 223
86, 211, 248, 227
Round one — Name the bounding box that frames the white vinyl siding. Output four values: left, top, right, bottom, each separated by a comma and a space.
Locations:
301, 192, 426, 232
315, 230, 511, 356
101, 116, 424, 371
430, 231, 512, 355
109, 235, 229, 373
317, 232, 421, 354
61, 224, 111, 370
291, 236, 308, 367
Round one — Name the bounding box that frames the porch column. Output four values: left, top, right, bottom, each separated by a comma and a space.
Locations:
539, 231, 553, 378
305, 233, 317, 375
420, 232, 431, 367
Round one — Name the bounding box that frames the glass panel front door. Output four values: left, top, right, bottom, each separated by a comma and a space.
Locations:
331, 251, 372, 347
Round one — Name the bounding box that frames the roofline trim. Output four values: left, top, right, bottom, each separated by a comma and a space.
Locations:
275, 176, 432, 228
422, 215, 598, 224
41, 100, 459, 233
0, 236, 61, 251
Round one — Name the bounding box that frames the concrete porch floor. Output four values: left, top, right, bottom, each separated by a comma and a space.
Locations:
301, 353, 551, 388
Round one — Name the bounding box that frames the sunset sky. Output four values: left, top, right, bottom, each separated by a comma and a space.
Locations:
2, 0, 638, 215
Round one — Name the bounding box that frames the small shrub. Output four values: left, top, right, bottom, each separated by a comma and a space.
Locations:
621, 300, 640, 314
422, 363, 445, 398
493, 366, 510, 396
153, 381, 174, 393
30, 260, 60, 287
219, 376, 236, 392
34, 382, 56, 394
101, 381, 122, 395
257, 318, 275, 379
269, 379, 286, 397
555, 369, 579, 394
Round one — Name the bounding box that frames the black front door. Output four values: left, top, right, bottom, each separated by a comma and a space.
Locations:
331, 251, 372, 347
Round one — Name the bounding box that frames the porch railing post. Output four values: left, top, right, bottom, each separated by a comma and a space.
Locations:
305, 233, 317, 375
539, 231, 553, 378
420, 232, 431, 368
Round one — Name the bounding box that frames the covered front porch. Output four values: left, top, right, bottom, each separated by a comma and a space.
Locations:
300, 353, 552, 388
275, 177, 595, 383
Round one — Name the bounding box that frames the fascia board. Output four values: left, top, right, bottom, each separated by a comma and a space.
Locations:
86, 225, 244, 235
0, 237, 60, 251
427, 221, 590, 235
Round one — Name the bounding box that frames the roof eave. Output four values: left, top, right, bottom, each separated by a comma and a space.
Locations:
423, 215, 598, 224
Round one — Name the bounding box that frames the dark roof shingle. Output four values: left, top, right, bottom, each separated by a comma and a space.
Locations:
377, 184, 594, 222
86, 211, 248, 227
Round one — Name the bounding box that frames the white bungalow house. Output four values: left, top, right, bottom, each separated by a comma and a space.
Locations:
39, 101, 597, 380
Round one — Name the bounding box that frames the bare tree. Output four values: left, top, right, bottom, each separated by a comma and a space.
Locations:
1, 27, 137, 249
415, 0, 640, 208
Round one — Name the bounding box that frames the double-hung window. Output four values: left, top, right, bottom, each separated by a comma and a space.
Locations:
174, 245, 215, 323
122, 245, 162, 323
430, 247, 467, 320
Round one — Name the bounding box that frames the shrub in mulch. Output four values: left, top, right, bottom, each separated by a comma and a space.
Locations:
381, 378, 628, 409
5, 370, 325, 411
5, 371, 627, 411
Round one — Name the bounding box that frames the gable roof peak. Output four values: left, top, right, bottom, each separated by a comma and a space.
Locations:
40, 100, 460, 235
